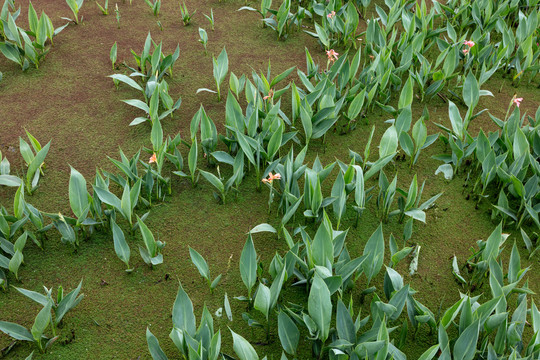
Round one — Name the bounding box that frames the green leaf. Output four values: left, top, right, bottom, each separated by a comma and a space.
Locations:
110, 42, 117, 69
507, 242, 520, 283
231, 329, 259, 360
418, 344, 439, 360
240, 235, 257, 298
0, 321, 34, 341
398, 76, 413, 109
108, 74, 143, 92
199, 170, 224, 196
362, 223, 384, 284
137, 216, 157, 257
379, 126, 398, 159
189, 247, 209, 280
278, 311, 299, 355
348, 89, 366, 120
146, 328, 169, 360
13, 287, 49, 307
26, 141, 51, 191
0, 175, 22, 187
254, 283, 271, 320
453, 320, 480, 360
308, 274, 332, 342
8, 250, 23, 280
448, 101, 463, 140
31, 301, 51, 343
462, 72, 479, 109
249, 223, 276, 234
69, 167, 88, 219
111, 219, 130, 269
172, 282, 196, 336
120, 182, 132, 223
55, 279, 83, 324
336, 300, 355, 343
224, 293, 232, 321
267, 122, 283, 161
93, 186, 122, 211
481, 223, 502, 262
188, 136, 198, 181
312, 213, 334, 267
13, 184, 25, 220
213, 47, 229, 86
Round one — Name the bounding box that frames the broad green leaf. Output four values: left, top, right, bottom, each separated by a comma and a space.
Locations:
172, 283, 196, 336
189, 247, 209, 280
231, 329, 259, 360
379, 126, 398, 159
0, 175, 22, 187
254, 283, 271, 320
0, 321, 33, 341
278, 311, 299, 355
93, 186, 122, 211
147, 328, 169, 360
26, 141, 50, 190
418, 344, 439, 360
448, 101, 463, 140
336, 300, 355, 343
31, 301, 51, 342
453, 320, 480, 360
199, 170, 224, 195
249, 223, 276, 234
8, 250, 23, 280
108, 74, 143, 91
69, 167, 88, 219
362, 224, 384, 284
398, 76, 413, 109
312, 213, 334, 267
13, 287, 48, 307
111, 219, 130, 269
213, 47, 229, 86
137, 216, 157, 257
55, 279, 83, 324
462, 72, 479, 109
13, 184, 25, 220
308, 274, 332, 342
239, 235, 257, 297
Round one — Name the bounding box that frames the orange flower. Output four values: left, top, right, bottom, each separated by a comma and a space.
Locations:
262, 172, 281, 184
149, 153, 157, 164
263, 89, 274, 100
326, 49, 339, 62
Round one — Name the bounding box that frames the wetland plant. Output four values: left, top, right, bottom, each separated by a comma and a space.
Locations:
64, 0, 84, 24
95, 0, 108, 15
203, 8, 214, 31
0, 280, 83, 354
180, 1, 195, 26
144, 0, 160, 17
189, 247, 222, 293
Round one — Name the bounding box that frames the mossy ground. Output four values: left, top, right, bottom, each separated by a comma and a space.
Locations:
0, 0, 539, 359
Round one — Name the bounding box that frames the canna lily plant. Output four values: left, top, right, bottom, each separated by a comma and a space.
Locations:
19, 132, 51, 195
197, 47, 228, 101
0, 280, 83, 353
63, 0, 84, 24
189, 247, 222, 293
95, 0, 108, 15
137, 215, 165, 267
144, 0, 161, 17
